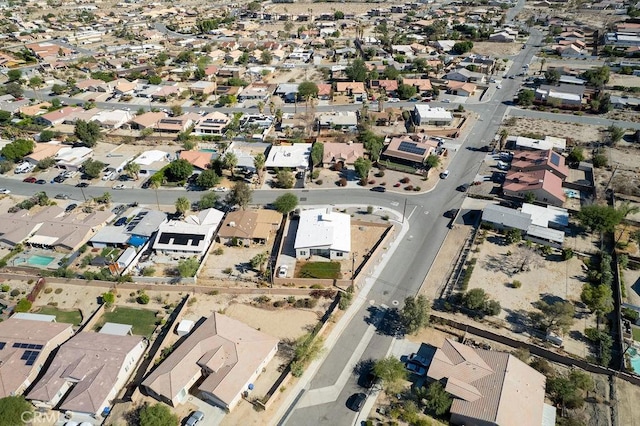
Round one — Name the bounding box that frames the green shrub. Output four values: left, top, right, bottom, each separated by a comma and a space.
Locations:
338, 291, 353, 310
562, 248, 574, 260
0, 285, 9, 292
137, 292, 150, 304
512, 280, 522, 289
9, 289, 20, 297
54, 288, 62, 294
212, 247, 224, 255
44, 287, 53, 294
14, 298, 32, 313
619, 254, 629, 269
367, 205, 374, 214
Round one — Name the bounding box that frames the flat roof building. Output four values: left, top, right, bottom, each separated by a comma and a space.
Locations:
294, 207, 350, 260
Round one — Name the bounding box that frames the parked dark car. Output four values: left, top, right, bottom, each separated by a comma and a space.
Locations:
65, 204, 77, 212
76, 182, 89, 187
370, 186, 386, 193
35, 179, 46, 184
23, 177, 37, 183
347, 393, 367, 411
444, 209, 459, 219
53, 175, 66, 183
456, 184, 470, 192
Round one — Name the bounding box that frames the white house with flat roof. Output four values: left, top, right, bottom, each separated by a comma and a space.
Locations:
265, 143, 311, 171
294, 207, 350, 260
413, 104, 453, 126
152, 208, 224, 257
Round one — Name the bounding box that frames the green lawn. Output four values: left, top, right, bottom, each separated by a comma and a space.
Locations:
299, 262, 341, 279
633, 327, 640, 342
36, 306, 82, 326
98, 307, 158, 338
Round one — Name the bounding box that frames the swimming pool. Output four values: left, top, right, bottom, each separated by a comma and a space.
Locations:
629, 347, 640, 374
564, 189, 580, 199
27, 255, 55, 266
199, 149, 218, 153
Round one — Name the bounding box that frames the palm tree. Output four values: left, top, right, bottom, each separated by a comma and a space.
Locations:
175, 196, 190, 216
150, 180, 161, 210
269, 100, 275, 115
539, 57, 546, 74
250, 251, 269, 273
275, 108, 283, 124
29, 76, 44, 100
254, 153, 266, 184
378, 95, 387, 113
223, 151, 238, 178
124, 161, 140, 180
257, 101, 265, 114
499, 129, 508, 150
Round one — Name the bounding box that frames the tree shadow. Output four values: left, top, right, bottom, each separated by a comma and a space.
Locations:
538, 293, 567, 306
503, 307, 531, 331
482, 254, 510, 274
486, 235, 508, 246
569, 330, 586, 343
366, 305, 405, 337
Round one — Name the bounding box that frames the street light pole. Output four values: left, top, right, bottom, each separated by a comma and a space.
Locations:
402, 198, 407, 223
80, 187, 86, 202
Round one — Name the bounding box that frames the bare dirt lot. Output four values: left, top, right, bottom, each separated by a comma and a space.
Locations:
471, 42, 523, 58
224, 302, 321, 340
501, 117, 605, 145
470, 231, 596, 358
615, 376, 640, 426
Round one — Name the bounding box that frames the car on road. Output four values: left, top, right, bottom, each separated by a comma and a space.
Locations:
213, 187, 228, 192
508, 75, 515, 79
277, 265, 288, 278
114, 217, 127, 226
442, 99, 451, 103
54, 194, 70, 200
23, 177, 37, 183
406, 362, 427, 376
53, 175, 67, 183
35, 179, 46, 184
456, 183, 470, 192
387, 97, 400, 103
347, 393, 367, 412
75, 182, 89, 187
185, 411, 205, 426
113, 184, 127, 190
0, 188, 10, 194
370, 186, 386, 193
444, 209, 459, 219
439, 170, 450, 179
496, 85, 502, 89
65, 204, 77, 212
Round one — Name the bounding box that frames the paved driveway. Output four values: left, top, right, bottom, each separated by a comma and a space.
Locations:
186, 395, 226, 426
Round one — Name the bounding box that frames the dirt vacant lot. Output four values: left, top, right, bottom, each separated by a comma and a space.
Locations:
469, 232, 596, 358
501, 117, 605, 145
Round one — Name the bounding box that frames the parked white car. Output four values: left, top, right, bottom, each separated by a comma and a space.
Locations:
113, 184, 127, 190
387, 97, 400, 103
277, 265, 289, 278
0, 188, 10, 194
213, 187, 228, 192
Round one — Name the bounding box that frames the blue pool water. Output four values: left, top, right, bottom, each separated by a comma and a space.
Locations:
28, 255, 55, 266
629, 347, 640, 374
199, 149, 218, 153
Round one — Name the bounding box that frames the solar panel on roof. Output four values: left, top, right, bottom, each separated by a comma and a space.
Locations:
25, 359, 35, 366
33, 344, 43, 350
21, 350, 31, 360
398, 141, 427, 156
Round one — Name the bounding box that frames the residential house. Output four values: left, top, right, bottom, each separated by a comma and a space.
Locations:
216, 209, 282, 246
369, 79, 399, 95
446, 81, 477, 97
152, 208, 225, 257
237, 83, 275, 102
503, 169, 566, 206
27, 332, 146, 418
193, 112, 231, 136
294, 207, 350, 260
335, 82, 367, 102
510, 150, 569, 180
151, 85, 182, 100
0, 95, 30, 114
35, 107, 83, 127
20, 102, 51, 117
413, 104, 453, 126
0, 317, 74, 398
482, 203, 565, 247
509, 135, 567, 152
535, 84, 584, 108
443, 68, 486, 83
74, 78, 111, 92
321, 142, 365, 168
264, 143, 312, 171
427, 339, 554, 426
55, 146, 94, 171
179, 150, 213, 171
381, 135, 438, 168
316, 111, 358, 130
89, 209, 167, 249
92, 109, 133, 129
317, 83, 332, 100
489, 31, 516, 42
155, 113, 198, 133
0, 205, 113, 252
129, 111, 166, 130
24, 143, 64, 165
141, 313, 278, 411
189, 81, 217, 97
401, 78, 433, 96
